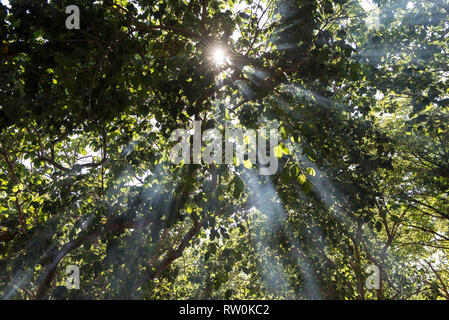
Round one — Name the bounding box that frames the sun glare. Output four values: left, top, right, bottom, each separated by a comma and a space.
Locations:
212, 47, 227, 66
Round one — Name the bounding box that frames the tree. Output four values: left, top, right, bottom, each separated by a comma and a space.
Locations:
0, 0, 448, 300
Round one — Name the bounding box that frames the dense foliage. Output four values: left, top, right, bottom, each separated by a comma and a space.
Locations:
0, 0, 448, 299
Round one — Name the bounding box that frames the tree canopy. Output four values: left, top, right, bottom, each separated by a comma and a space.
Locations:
0, 0, 448, 300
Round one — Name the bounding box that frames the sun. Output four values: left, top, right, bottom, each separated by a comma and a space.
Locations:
211, 47, 227, 66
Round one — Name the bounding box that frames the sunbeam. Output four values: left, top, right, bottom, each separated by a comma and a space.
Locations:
240, 168, 323, 299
